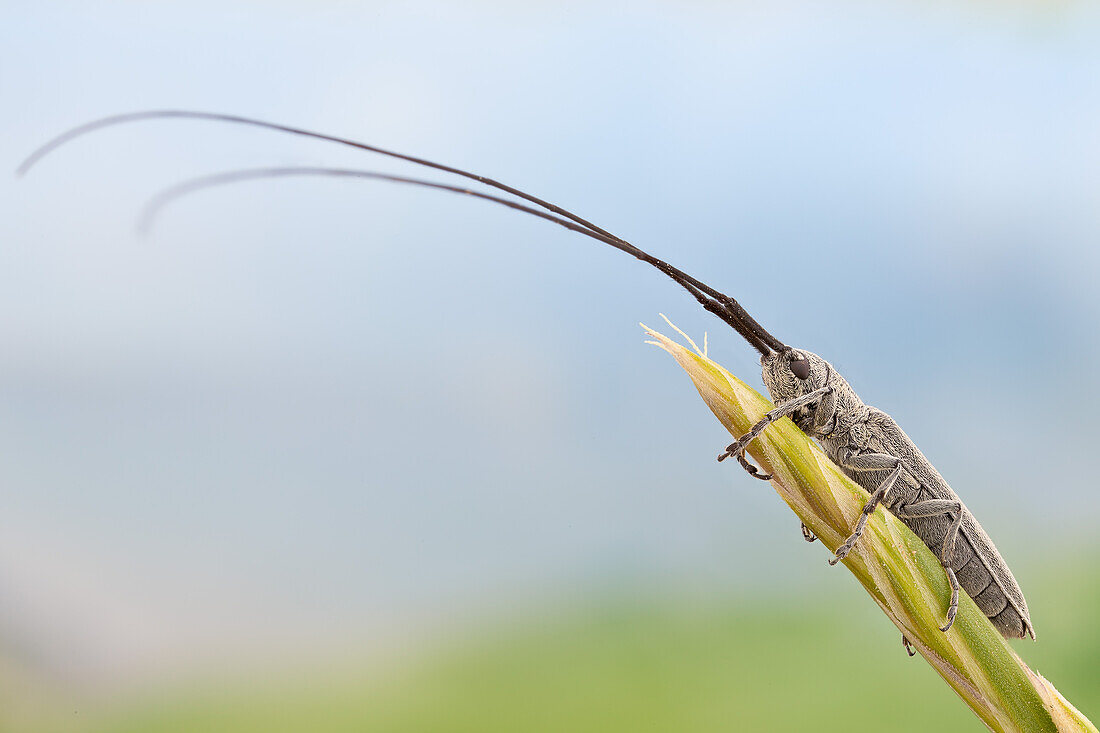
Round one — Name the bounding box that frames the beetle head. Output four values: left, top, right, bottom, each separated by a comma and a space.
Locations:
761, 348, 829, 403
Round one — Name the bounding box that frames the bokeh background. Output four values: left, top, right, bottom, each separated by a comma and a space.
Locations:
4, 1, 1100, 730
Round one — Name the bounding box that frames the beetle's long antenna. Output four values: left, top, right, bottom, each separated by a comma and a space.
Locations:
141, 166, 776, 354
19, 110, 787, 354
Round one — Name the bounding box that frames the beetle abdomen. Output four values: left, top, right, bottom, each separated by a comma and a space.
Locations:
824, 430, 1034, 640
911, 510, 1032, 639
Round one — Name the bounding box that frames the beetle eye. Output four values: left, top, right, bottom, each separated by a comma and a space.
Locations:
790, 357, 811, 380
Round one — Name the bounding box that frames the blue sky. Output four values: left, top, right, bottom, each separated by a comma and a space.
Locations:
3, 0, 1100, 684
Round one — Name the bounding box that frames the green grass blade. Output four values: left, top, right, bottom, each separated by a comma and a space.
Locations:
645, 324, 1097, 733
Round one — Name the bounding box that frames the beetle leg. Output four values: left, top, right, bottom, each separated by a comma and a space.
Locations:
735, 453, 771, 481
893, 499, 964, 563
717, 386, 831, 464
940, 567, 960, 632
893, 498, 965, 631
828, 459, 904, 565
800, 522, 817, 543
901, 635, 916, 657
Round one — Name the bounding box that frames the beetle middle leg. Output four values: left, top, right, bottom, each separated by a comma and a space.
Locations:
827, 451, 902, 563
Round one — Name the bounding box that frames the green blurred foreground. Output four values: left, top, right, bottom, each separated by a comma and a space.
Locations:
4, 557, 1098, 733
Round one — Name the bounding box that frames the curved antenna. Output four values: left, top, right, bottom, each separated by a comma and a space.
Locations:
141, 166, 777, 355
19, 109, 787, 354
17, 110, 624, 244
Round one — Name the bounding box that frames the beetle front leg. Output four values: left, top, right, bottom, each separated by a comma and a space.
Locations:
717, 386, 832, 470
735, 452, 772, 481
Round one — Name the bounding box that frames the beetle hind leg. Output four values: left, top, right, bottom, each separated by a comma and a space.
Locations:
940, 567, 960, 632
893, 499, 965, 633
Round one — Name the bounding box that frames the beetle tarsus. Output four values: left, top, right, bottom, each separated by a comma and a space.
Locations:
939, 567, 959, 633
734, 453, 772, 481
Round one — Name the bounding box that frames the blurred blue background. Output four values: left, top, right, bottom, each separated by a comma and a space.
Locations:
3, 1, 1100, 730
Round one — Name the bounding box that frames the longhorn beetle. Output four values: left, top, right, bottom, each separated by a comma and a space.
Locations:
19, 110, 1035, 645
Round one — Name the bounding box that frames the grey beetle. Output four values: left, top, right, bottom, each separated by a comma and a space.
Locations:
724, 346, 1033, 643
20, 110, 1034, 644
